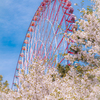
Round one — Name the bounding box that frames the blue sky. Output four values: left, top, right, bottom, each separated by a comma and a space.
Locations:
0, 0, 92, 88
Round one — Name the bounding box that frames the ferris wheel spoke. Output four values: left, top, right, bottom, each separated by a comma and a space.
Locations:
37, 1, 60, 60
46, 14, 67, 67
42, 2, 60, 42
44, 4, 61, 46
40, 0, 57, 44
37, 0, 54, 43
46, 14, 64, 54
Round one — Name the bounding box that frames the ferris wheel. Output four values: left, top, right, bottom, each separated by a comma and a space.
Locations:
12, 0, 77, 90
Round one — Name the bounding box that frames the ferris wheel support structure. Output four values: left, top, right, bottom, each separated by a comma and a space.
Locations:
12, 0, 77, 91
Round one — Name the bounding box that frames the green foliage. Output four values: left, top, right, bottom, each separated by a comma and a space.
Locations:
75, 65, 89, 77
65, 65, 70, 73
97, 76, 100, 82
76, 66, 84, 77
75, 0, 93, 18
77, 36, 80, 39
3, 80, 9, 87
86, 73, 95, 81
56, 63, 70, 78
81, 5, 93, 17
57, 63, 65, 77
76, 66, 83, 73
51, 74, 56, 82
86, 6, 93, 15
58, 25, 61, 29
81, 54, 87, 62
0, 75, 9, 93
0, 75, 3, 81
58, 98, 64, 100
70, 46, 80, 54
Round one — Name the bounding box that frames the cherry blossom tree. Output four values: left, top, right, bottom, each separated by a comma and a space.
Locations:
0, 75, 10, 100
65, 0, 100, 69
1, 60, 100, 100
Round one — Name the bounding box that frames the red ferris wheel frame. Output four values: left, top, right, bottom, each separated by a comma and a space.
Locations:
12, 0, 76, 91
